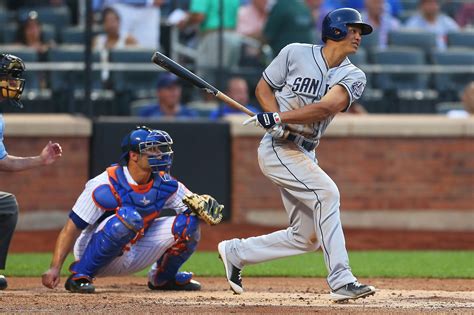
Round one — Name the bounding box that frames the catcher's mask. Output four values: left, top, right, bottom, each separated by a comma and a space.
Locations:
120, 126, 174, 181
0, 54, 26, 108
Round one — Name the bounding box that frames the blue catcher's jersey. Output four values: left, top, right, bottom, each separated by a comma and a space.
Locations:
71, 165, 189, 229
0, 114, 7, 160
106, 165, 178, 218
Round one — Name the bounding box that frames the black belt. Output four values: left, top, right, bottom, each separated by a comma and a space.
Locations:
286, 133, 317, 151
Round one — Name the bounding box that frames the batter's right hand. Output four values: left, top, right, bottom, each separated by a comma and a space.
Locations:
42, 267, 60, 289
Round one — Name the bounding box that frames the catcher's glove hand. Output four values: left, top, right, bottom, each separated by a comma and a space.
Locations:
182, 193, 224, 225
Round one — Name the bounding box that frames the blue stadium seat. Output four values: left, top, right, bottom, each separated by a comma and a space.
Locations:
388, 30, 437, 54
109, 48, 157, 98
447, 31, 474, 49
0, 10, 8, 25
47, 45, 102, 92
371, 47, 428, 90
359, 30, 380, 53
1, 23, 18, 44
349, 47, 367, 66
60, 27, 85, 44
431, 48, 474, 95
60, 26, 103, 44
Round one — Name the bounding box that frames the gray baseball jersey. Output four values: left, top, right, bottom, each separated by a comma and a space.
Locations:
263, 43, 366, 146
223, 43, 367, 291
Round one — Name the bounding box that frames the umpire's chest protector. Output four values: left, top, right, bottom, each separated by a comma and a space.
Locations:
93, 166, 178, 219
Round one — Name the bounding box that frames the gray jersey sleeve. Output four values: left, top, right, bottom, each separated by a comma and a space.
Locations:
335, 68, 367, 109
262, 44, 294, 89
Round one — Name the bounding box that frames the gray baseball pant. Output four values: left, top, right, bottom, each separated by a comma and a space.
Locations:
0, 192, 19, 270
228, 134, 357, 290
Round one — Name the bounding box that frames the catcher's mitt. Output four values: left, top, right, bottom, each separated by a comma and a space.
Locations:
182, 193, 224, 225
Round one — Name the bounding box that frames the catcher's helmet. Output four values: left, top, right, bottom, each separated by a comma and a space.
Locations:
0, 54, 26, 108
120, 126, 174, 180
322, 8, 373, 43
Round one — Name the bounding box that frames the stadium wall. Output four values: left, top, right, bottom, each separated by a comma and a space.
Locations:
2, 114, 473, 231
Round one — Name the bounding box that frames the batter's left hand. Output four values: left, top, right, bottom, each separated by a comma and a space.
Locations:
40, 141, 62, 165
243, 112, 282, 129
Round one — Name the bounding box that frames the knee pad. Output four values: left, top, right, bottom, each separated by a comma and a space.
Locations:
172, 213, 200, 244
106, 207, 144, 242
70, 207, 143, 279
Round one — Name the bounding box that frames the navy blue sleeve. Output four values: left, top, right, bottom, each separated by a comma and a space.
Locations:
69, 210, 89, 230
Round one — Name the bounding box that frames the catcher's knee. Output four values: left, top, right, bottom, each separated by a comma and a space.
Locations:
172, 213, 200, 245
104, 207, 144, 243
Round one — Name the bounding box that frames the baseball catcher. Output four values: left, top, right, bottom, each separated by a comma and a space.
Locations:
42, 126, 223, 293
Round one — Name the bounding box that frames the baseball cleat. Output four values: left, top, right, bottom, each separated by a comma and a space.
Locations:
330, 281, 376, 302
218, 240, 243, 294
0, 275, 7, 290
65, 275, 95, 294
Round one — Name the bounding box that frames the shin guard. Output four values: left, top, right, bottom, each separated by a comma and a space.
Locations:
70, 207, 143, 281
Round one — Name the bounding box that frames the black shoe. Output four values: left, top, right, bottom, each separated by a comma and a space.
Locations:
0, 275, 7, 290
148, 279, 201, 291
330, 281, 376, 302
64, 275, 95, 294
218, 240, 243, 294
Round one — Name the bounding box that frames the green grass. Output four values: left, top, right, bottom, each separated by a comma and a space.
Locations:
5, 251, 473, 278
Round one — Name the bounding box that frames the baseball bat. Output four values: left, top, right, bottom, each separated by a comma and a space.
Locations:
151, 51, 255, 117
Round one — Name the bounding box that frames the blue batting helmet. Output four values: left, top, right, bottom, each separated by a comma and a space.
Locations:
0, 54, 26, 108
321, 8, 373, 43
120, 126, 174, 180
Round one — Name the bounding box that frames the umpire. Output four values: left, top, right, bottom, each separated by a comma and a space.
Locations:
0, 53, 62, 290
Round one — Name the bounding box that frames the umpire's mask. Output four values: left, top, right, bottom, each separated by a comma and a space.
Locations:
0, 54, 26, 109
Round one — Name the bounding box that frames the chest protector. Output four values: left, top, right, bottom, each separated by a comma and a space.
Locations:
93, 166, 178, 226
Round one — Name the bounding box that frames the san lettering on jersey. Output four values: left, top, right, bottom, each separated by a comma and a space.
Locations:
262, 43, 367, 142
292, 77, 329, 99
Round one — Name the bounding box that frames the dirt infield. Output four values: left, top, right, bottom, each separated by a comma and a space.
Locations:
6, 224, 473, 313
1, 277, 473, 313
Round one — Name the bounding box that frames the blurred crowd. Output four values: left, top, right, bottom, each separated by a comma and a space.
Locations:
0, 0, 472, 117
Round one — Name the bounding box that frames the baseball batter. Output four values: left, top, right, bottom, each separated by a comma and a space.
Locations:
0, 54, 62, 291
42, 126, 223, 293
218, 8, 376, 302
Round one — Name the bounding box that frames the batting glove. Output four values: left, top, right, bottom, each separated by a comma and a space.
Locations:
267, 124, 289, 139
243, 112, 282, 129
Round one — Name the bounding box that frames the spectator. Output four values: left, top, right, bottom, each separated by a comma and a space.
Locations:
137, 73, 198, 118
361, 0, 400, 48
455, 2, 474, 28
178, 0, 241, 86
236, 0, 268, 40
263, 0, 314, 55
305, 0, 331, 44
15, 11, 54, 58
446, 82, 474, 118
405, 0, 459, 50
101, 0, 164, 50
93, 7, 137, 51
209, 77, 260, 120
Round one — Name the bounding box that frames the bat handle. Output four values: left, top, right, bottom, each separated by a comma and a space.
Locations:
216, 92, 255, 117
